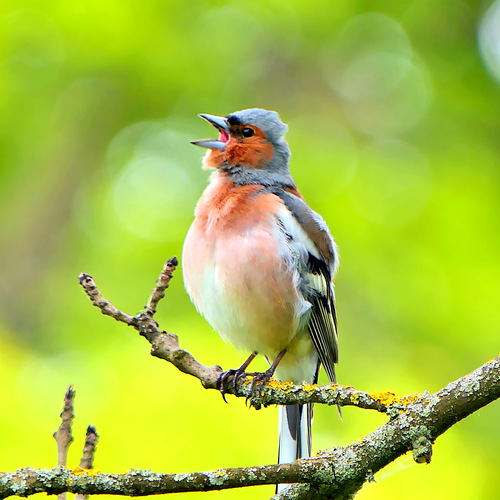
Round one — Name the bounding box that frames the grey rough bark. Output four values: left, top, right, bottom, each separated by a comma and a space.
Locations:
0, 261, 497, 499
0, 355, 498, 499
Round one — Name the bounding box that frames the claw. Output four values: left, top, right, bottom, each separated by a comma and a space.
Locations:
216, 367, 252, 402
216, 369, 237, 403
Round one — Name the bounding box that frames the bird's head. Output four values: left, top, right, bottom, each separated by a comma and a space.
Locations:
192, 108, 292, 185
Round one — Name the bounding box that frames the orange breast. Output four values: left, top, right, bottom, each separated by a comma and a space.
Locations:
182, 172, 303, 357
193, 174, 279, 232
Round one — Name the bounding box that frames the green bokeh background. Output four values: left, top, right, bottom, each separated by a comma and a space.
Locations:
1, 1, 499, 499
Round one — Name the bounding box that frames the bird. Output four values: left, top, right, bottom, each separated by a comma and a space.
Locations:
182, 108, 339, 481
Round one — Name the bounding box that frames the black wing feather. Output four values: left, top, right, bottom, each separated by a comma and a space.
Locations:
306, 254, 338, 383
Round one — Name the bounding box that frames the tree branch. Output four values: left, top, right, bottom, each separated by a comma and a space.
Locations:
1, 356, 498, 499
37, 260, 489, 498
77, 260, 423, 414
274, 354, 500, 499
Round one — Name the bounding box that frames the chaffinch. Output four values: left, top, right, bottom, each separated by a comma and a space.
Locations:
182, 108, 339, 480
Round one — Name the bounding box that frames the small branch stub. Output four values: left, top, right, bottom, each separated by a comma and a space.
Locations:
53, 386, 75, 500
412, 435, 433, 464
79, 425, 99, 470
75, 425, 99, 500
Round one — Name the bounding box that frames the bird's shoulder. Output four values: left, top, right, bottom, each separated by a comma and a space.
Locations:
260, 186, 338, 275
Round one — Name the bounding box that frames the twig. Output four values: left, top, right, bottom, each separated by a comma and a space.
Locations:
53, 386, 75, 500
75, 425, 99, 500
78, 265, 221, 390
1, 356, 498, 499
145, 257, 178, 316
78, 274, 136, 326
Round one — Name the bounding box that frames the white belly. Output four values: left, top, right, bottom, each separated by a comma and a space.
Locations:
182, 221, 309, 360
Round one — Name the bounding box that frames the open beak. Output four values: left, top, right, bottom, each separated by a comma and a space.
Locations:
191, 114, 229, 150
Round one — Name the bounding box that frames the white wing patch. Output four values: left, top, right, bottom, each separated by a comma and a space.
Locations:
276, 206, 322, 259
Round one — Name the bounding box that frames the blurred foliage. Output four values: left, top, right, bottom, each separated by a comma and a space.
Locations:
0, 1, 499, 499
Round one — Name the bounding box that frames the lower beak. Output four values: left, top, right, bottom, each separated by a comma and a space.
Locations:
191, 114, 229, 150
190, 139, 226, 150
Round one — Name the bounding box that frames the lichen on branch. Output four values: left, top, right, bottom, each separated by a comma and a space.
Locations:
0, 356, 498, 499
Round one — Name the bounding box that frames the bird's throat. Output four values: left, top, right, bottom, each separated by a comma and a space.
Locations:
202, 141, 274, 170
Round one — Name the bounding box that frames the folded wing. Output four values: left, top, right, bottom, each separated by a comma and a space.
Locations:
268, 187, 339, 384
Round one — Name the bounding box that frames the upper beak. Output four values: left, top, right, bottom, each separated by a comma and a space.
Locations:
191, 114, 229, 150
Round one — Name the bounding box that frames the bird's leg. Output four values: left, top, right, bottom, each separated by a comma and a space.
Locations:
216, 351, 257, 403
247, 349, 287, 399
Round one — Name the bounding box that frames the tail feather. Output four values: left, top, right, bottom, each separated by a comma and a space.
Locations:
277, 403, 312, 494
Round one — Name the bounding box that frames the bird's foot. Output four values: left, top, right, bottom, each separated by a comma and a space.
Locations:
246, 367, 275, 400
216, 351, 258, 403
246, 349, 287, 401
216, 367, 250, 403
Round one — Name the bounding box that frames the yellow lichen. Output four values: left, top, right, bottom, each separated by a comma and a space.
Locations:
369, 391, 401, 406
302, 383, 317, 392
369, 391, 422, 407
266, 380, 294, 392
401, 393, 421, 406
72, 466, 100, 476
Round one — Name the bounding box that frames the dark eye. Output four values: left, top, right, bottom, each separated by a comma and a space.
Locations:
241, 127, 254, 138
